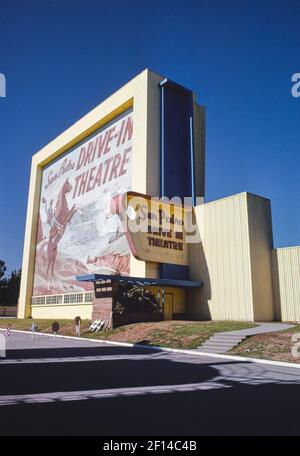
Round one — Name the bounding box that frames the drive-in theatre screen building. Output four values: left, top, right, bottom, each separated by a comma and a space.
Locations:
18, 69, 300, 324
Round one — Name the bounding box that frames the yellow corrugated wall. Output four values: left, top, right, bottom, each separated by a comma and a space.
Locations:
247, 194, 274, 321
188, 193, 254, 321
188, 192, 274, 322
272, 247, 300, 322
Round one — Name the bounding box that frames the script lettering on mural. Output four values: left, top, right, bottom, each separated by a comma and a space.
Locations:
32, 110, 133, 296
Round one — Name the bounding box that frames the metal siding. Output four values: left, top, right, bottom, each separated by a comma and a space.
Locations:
272, 247, 300, 322
188, 193, 254, 321
247, 194, 274, 321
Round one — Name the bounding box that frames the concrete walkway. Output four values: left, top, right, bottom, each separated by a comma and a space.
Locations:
198, 322, 295, 354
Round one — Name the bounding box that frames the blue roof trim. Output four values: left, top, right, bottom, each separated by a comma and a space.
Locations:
76, 274, 203, 289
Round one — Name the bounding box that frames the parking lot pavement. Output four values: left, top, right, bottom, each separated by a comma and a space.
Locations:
1, 330, 300, 435
0, 329, 113, 350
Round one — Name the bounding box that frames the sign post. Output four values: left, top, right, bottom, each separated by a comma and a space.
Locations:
75, 316, 81, 337
52, 321, 60, 341
6, 323, 11, 341
31, 322, 37, 340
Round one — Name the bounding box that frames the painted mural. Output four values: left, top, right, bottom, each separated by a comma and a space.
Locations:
32, 109, 133, 295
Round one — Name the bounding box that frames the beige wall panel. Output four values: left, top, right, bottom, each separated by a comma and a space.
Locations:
188, 193, 254, 321
172, 288, 186, 314
31, 304, 93, 320
247, 194, 274, 321
272, 247, 300, 322
145, 71, 163, 196
17, 162, 42, 318
130, 70, 163, 277
146, 262, 160, 279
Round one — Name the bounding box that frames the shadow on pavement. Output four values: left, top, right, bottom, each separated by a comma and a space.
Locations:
1, 379, 300, 436
3, 345, 158, 360
0, 355, 221, 395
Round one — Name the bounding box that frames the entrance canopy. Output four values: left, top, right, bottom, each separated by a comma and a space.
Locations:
76, 273, 203, 289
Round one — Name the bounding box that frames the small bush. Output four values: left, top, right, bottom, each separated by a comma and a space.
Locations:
115, 282, 160, 314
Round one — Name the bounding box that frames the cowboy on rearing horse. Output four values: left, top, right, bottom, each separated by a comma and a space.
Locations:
46, 178, 77, 290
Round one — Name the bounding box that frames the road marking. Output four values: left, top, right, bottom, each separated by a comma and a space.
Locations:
0, 353, 164, 365
0, 380, 234, 407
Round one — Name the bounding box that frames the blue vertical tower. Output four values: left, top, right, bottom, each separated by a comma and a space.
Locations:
159, 78, 205, 280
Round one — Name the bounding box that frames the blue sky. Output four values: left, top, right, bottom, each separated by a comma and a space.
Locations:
0, 0, 299, 272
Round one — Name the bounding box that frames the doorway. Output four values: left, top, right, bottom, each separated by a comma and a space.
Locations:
164, 293, 173, 320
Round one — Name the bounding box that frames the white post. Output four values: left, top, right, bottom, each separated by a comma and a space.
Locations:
76, 321, 81, 337
108, 311, 113, 330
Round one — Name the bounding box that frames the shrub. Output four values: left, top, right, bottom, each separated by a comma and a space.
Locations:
115, 281, 160, 314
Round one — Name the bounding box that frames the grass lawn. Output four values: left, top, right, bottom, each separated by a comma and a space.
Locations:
0, 318, 257, 350
0, 319, 92, 336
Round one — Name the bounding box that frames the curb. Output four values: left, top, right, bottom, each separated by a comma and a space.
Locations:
1, 328, 300, 370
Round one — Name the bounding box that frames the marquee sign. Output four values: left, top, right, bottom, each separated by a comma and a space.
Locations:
111, 192, 192, 265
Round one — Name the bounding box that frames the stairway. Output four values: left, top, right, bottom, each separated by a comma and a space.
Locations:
198, 322, 296, 354
198, 333, 247, 353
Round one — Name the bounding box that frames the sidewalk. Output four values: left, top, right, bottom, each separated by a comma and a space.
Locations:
198, 322, 295, 353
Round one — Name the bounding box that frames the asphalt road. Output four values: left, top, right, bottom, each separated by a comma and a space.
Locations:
0, 330, 300, 436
